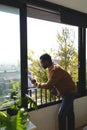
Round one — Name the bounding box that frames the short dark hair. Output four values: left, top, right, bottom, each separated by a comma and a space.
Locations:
40, 53, 52, 62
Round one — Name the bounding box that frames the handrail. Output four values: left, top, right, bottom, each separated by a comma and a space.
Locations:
27, 87, 59, 106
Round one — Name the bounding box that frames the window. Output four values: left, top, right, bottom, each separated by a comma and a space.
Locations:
0, 5, 20, 109
27, 6, 78, 106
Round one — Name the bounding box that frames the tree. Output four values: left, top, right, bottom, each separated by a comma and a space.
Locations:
56, 27, 78, 83
28, 50, 48, 83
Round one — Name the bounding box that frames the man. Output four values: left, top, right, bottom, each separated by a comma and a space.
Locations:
31, 53, 77, 130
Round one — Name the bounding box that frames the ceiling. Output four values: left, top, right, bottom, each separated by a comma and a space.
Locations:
45, 0, 87, 14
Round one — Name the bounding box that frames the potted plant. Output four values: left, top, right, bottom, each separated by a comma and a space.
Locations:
0, 94, 38, 130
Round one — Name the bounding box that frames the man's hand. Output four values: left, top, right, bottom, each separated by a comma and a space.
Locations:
30, 78, 36, 84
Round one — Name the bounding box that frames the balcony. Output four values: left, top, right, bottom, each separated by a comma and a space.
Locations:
28, 87, 59, 106
28, 95, 87, 130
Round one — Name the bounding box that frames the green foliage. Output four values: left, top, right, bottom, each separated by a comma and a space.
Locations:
10, 80, 20, 100
28, 50, 48, 83
12, 109, 26, 130
0, 96, 38, 130
26, 95, 38, 110
56, 27, 78, 82
10, 80, 20, 91
0, 109, 26, 130
0, 111, 11, 128
17, 95, 38, 110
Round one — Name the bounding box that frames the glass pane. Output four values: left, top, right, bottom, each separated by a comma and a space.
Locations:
0, 5, 20, 109
27, 17, 78, 105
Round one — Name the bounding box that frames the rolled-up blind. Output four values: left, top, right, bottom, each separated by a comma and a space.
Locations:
27, 5, 61, 23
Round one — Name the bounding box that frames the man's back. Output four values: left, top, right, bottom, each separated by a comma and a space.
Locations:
48, 64, 77, 96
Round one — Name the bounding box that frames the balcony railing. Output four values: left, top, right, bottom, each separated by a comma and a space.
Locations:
0, 87, 60, 110
27, 87, 60, 107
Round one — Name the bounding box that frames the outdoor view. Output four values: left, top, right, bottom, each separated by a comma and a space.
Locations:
0, 5, 20, 109
27, 17, 78, 104
0, 4, 79, 109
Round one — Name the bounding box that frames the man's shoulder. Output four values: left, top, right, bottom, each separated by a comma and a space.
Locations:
48, 63, 63, 72
50, 64, 61, 73
54, 64, 63, 70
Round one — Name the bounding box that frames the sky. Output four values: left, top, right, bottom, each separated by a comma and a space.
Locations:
0, 11, 20, 64
27, 17, 58, 59
27, 17, 78, 59
0, 9, 79, 65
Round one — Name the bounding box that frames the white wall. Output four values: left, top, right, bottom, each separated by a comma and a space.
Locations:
46, 0, 87, 14
74, 96, 87, 128
29, 96, 87, 130
29, 104, 60, 130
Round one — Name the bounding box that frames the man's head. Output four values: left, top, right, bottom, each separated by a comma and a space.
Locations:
40, 53, 52, 69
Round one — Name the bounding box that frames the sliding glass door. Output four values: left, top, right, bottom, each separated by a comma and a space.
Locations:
0, 5, 20, 109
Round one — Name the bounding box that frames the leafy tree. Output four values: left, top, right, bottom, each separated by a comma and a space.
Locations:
28, 50, 48, 83
56, 27, 78, 82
